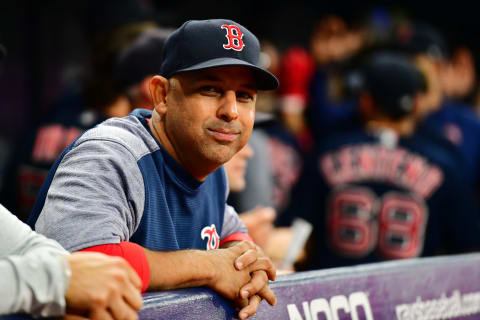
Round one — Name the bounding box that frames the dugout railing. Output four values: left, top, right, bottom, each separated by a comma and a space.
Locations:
139, 253, 480, 319
3, 253, 480, 319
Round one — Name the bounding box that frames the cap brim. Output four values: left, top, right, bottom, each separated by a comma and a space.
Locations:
172, 57, 279, 90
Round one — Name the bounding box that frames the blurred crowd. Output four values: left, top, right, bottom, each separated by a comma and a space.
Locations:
226, 10, 480, 270
2, 4, 480, 275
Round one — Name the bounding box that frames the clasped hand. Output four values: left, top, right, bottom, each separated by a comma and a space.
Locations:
208, 241, 277, 319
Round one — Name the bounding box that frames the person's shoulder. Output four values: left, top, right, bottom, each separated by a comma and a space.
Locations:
74, 109, 159, 161
405, 128, 468, 174
431, 102, 480, 127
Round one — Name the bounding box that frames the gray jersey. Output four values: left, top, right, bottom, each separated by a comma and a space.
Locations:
0, 204, 69, 317
33, 112, 247, 252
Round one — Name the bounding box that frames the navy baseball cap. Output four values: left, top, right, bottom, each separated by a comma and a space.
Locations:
160, 19, 279, 90
362, 52, 424, 119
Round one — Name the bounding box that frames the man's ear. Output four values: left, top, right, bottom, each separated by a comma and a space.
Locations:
141, 76, 154, 105
149, 75, 169, 115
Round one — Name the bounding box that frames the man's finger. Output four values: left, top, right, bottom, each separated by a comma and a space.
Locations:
234, 297, 249, 311
90, 308, 114, 320
109, 295, 139, 320
246, 257, 276, 281
239, 270, 268, 299
238, 295, 262, 320
235, 248, 258, 270
122, 281, 144, 311
257, 285, 277, 306
239, 271, 277, 306
110, 257, 142, 291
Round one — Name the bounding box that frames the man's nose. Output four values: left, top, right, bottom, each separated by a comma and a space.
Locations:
217, 90, 239, 122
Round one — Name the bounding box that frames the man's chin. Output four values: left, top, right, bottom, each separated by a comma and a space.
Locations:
208, 151, 238, 166
200, 143, 245, 165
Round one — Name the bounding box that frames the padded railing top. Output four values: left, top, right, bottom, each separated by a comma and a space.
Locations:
140, 253, 480, 319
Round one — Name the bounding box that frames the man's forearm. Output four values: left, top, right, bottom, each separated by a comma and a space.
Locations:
143, 248, 215, 291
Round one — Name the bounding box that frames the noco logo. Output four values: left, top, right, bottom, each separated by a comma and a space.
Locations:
287, 291, 374, 320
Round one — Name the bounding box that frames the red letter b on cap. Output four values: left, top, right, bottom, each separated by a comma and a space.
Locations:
221, 24, 245, 51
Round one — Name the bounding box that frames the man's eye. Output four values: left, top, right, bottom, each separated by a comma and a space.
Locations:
237, 92, 254, 101
200, 86, 220, 94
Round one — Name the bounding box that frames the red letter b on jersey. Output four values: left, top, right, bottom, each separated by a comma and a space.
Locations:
221, 24, 245, 51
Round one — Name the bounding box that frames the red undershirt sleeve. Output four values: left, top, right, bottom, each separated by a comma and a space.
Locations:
79, 242, 150, 292
220, 232, 254, 247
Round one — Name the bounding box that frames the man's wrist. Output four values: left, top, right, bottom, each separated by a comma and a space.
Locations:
143, 248, 218, 290
199, 250, 217, 285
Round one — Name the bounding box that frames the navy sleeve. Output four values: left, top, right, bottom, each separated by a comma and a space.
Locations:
438, 168, 480, 252
277, 153, 325, 227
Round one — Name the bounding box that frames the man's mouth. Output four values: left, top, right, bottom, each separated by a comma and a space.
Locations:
207, 128, 240, 142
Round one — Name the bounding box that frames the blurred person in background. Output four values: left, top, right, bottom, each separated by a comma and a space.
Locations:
229, 40, 304, 219
228, 41, 282, 214
440, 46, 476, 105
306, 14, 366, 144
282, 52, 480, 271
397, 21, 480, 190
302, 9, 410, 147
114, 27, 174, 109
277, 45, 315, 151
224, 143, 276, 250
228, 112, 303, 217
225, 39, 306, 270
224, 141, 299, 271
1, 23, 169, 221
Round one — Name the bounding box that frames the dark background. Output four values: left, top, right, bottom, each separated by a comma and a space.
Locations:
0, 0, 477, 146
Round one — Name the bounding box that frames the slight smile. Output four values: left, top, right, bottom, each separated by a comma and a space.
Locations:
207, 128, 240, 142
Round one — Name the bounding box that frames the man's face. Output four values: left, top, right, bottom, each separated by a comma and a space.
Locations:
164, 66, 257, 168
